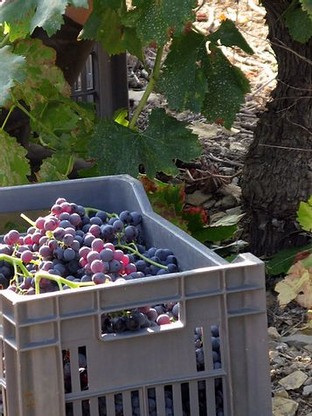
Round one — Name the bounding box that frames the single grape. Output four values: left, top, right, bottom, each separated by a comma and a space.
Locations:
60, 201, 72, 213
156, 314, 171, 325
21, 250, 33, 264
90, 259, 105, 273
63, 234, 74, 247
39, 245, 53, 260
100, 248, 114, 262
124, 225, 137, 242
112, 219, 124, 233
86, 250, 100, 263
95, 211, 108, 222
90, 216, 103, 226
44, 216, 59, 231
89, 224, 101, 237
91, 238, 104, 253
63, 248, 76, 262
109, 259, 122, 273
92, 272, 107, 284
119, 210, 132, 224
129, 212, 142, 226
79, 246, 91, 259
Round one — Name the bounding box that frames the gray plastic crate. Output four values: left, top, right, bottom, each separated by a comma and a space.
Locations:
0, 175, 272, 416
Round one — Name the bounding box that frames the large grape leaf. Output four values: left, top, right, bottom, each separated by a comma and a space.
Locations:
285, 6, 312, 43
0, 0, 88, 37
208, 19, 254, 55
0, 130, 30, 185
0, 46, 25, 106
89, 108, 202, 178
133, 0, 197, 46
13, 40, 71, 102
201, 47, 250, 129
157, 31, 208, 113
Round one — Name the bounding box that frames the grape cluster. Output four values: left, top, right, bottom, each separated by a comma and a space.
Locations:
0, 198, 180, 295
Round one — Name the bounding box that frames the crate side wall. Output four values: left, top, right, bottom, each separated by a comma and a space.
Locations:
0, 260, 272, 416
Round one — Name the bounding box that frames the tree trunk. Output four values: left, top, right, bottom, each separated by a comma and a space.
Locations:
241, 0, 312, 257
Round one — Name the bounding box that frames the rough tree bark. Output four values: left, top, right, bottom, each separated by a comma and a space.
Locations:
241, 0, 312, 257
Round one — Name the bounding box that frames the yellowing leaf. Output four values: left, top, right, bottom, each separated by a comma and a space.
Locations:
275, 261, 312, 308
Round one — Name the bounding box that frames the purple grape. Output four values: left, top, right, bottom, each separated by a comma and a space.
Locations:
90, 216, 103, 226
129, 211, 142, 226
91, 238, 104, 253
63, 248, 76, 262
4, 229, 20, 245
63, 234, 74, 246
69, 213, 82, 227
119, 210, 132, 223
100, 248, 114, 262
92, 272, 107, 284
89, 224, 101, 237
86, 250, 100, 264
109, 259, 122, 273
95, 211, 108, 222
90, 259, 105, 273
112, 219, 124, 233
21, 250, 33, 264
124, 225, 137, 241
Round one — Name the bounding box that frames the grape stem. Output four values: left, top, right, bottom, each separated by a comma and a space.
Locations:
84, 207, 118, 219
1, 104, 16, 130
0, 254, 95, 295
117, 242, 168, 270
20, 212, 36, 227
33, 272, 95, 295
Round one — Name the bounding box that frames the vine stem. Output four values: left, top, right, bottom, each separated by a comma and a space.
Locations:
1, 104, 16, 130
0, 33, 10, 48
128, 45, 164, 130
11, 96, 59, 149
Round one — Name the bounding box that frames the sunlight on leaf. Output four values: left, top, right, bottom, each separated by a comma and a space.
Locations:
297, 198, 312, 232
0, 46, 25, 106
0, 129, 30, 185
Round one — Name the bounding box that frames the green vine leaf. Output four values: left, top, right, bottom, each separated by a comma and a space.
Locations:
201, 47, 250, 129
0, 129, 30, 185
284, 6, 312, 43
133, 0, 197, 46
0, 46, 25, 106
37, 153, 73, 182
31, 101, 80, 142
157, 31, 208, 113
13, 39, 71, 103
191, 225, 237, 244
208, 19, 254, 54
89, 108, 202, 178
0, 0, 89, 37
82, 1, 143, 57
297, 197, 312, 232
